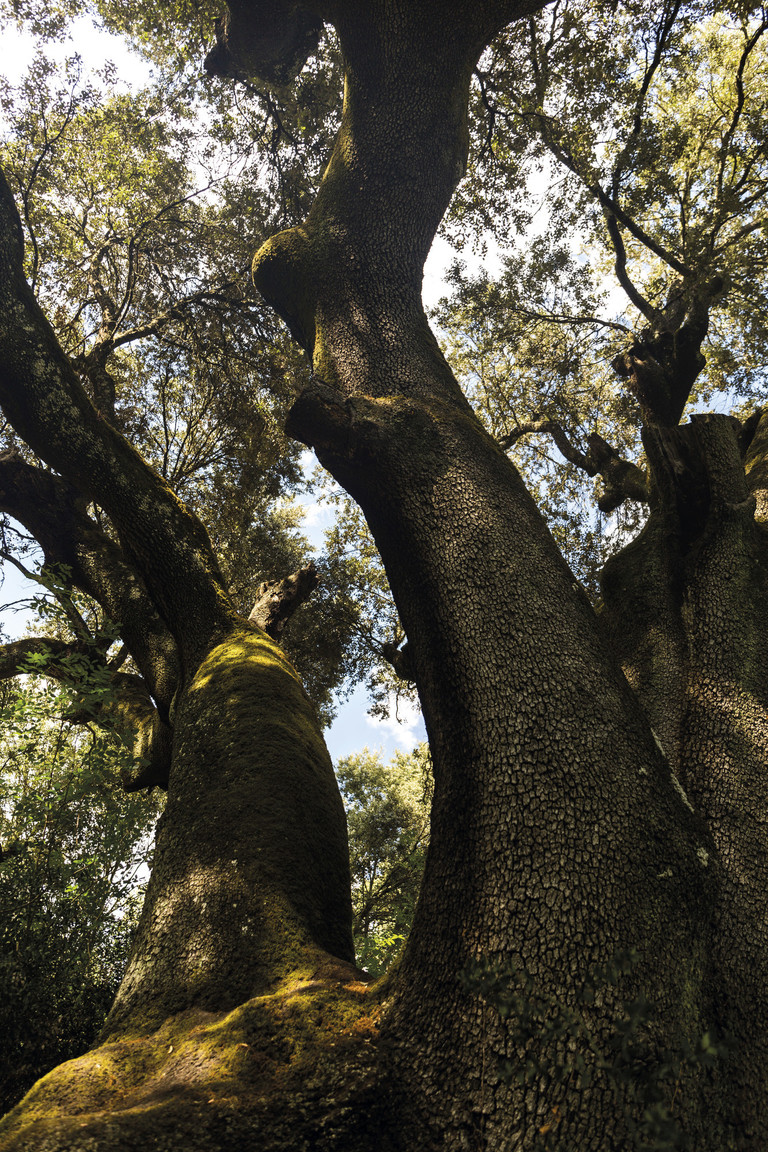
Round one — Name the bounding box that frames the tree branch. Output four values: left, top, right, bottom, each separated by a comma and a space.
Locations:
610, 0, 682, 198
500, 418, 649, 511
70, 670, 172, 792
502, 305, 632, 335
0, 452, 179, 713
0, 165, 238, 671
714, 16, 768, 221
603, 209, 658, 323
0, 639, 172, 792
248, 561, 319, 641
0, 636, 91, 681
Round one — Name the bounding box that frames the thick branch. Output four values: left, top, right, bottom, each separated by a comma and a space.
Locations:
500, 418, 649, 510
0, 636, 91, 680
585, 431, 650, 513
89, 671, 172, 792
247, 561, 319, 641
0, 167, 238, 671
0, 452, 179, 713
610, 282, 717, 426
0, 639, 172, 791
603, 209, 658, 323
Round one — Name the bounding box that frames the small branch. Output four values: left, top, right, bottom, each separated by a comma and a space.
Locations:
603, 210, 658, 324
504, 53, 693, 279
714, 17, 768, 217
0, 549, 91, 639
110, 283, 241, 349
610, 0, 683, 198
501, 305, 631, 336
380, 640, 415, 683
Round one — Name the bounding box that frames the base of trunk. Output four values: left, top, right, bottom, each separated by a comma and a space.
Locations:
0, 960, 391, 1152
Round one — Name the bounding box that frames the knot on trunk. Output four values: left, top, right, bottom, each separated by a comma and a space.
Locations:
252, 227, 317, 353
204, 0, 322, 84
381, 640, 415, 682
285, 376, 354, 456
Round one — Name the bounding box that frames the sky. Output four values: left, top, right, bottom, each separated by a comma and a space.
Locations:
0, 14, 485, 765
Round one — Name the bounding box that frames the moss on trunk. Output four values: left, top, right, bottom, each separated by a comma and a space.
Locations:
103, 627, 354, 1040
0, 965, 389, 1152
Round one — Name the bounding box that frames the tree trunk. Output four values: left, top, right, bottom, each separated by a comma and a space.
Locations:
102, 627, 354, 1039
0, 628, 366, 1152
240, 3, 734, 1147
601, 412, 768, 1147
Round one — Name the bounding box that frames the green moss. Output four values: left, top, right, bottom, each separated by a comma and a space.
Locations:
251, 228, 317, 354
98, 625, 354, 1042
0, 967, 383, 1152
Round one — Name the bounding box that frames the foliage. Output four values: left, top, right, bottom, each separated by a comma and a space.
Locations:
0, 41, 374, 725
337, 745, 431, 976
0, 672, 161, 1115
433, 0, 768, 589
461, 950, 724, 1151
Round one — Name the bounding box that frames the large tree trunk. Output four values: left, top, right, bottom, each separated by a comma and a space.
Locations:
235, 3, 740, 1148
600, 412, 768, 1146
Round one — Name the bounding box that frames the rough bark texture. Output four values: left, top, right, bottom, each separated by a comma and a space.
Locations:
216, 2, 733, 1148
104, 628, 354, 1040
601, 413, 768, 1144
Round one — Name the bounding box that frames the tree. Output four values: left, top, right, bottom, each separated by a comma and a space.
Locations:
0, 2, 767, 1151
338, 745, 430, 975
436, 0, 768, 588
0, 669, 159, 1113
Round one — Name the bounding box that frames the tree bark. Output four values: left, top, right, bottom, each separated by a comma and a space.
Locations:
601, 413, 768, 1145
0, 152, 357, 1148
224, 2, 729, 1147
1, 2, 766, 1149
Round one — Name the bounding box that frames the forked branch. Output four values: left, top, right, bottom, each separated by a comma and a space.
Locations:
500, 418, 649, 511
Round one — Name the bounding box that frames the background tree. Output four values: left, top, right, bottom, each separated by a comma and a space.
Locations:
0, 665, 160, 1114
437, 0, 768, 583
338, 744, 430, 975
